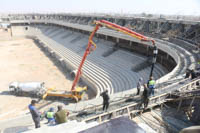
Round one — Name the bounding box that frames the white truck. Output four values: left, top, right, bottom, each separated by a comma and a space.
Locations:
9, 82, 46, 97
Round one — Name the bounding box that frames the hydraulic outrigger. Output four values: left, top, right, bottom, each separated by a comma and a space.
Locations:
42, 20, 156, 102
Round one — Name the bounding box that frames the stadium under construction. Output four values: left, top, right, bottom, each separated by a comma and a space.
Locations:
0, 14, 200, 133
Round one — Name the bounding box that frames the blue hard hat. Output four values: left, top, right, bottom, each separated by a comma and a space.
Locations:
49, 107, 54, 112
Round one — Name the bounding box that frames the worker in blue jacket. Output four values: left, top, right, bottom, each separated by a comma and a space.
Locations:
28, 100, 41, 128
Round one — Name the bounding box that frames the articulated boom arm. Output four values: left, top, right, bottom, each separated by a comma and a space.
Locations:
71, 20, 155, 91
96, 20, 155, 45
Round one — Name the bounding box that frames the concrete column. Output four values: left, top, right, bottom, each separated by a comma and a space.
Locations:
157, 22, 161, 33
146, 46, 149, 56
160, 56, 163, 65
116, 38, 119, 43
10, 27, 13, 37
105, 35, 108, 41
145, 21, 150, 32
129, 41, 132, 46
166, 54, 169, 60
114, 19, 117, 24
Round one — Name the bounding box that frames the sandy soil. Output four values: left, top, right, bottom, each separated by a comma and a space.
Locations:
0, 29, 72, 120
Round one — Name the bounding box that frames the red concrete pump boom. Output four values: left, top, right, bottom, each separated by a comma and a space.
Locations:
71, 20, 155, 91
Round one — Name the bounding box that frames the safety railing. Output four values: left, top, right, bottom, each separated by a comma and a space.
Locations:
83, 78, 200, 123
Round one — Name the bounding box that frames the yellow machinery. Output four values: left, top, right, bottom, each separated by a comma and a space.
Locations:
42, 86, 88, 102
42, 20, 155, 102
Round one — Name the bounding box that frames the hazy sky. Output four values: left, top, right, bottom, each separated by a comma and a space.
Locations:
1, 0, 200, 15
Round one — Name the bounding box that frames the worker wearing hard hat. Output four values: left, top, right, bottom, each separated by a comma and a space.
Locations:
46, 107, 55, 125
147, 76, 156, 96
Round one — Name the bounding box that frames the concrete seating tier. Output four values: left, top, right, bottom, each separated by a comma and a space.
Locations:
16, 25, 168, 97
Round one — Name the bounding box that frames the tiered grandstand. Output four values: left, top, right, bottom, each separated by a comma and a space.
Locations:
11, 24, 169, 97
0, 14, 200, 132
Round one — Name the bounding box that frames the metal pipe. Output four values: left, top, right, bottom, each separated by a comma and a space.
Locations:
71, 24, 100, 91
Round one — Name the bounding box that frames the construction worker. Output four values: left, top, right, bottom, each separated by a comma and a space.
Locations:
137, 77, 143, 95
147, 76, 156, 96
100, 90, 110, 111
46, 107, 55, 125
55, 105, 69, 124
197, 61, 200, 70
28, 100, 41, 128
191, 69, 197, 80
185, 68, 191, 79
142, 84, 149, 108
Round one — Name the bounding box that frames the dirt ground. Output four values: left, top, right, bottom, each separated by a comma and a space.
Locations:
0, 29, 72, 120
